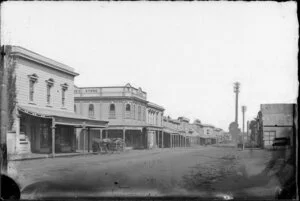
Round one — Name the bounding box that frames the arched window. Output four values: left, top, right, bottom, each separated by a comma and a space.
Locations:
109, 103, 116, 119
125, 103, 131, 119
126, 104, 131, 111
110, 104, 115, 111
88, 104, 94, 118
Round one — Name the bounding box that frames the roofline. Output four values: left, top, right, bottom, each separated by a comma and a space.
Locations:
8, 45, 79, 77
74, 96, 148, 104
75, 85, 147, 94
147, 102, 165, 111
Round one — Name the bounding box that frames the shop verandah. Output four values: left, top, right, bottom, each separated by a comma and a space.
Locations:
77, 126, 148, 151
78, 126, 170, 151
15, 105, 108, 157
162, 128, 191, 148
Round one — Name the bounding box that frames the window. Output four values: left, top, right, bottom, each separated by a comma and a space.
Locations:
62, 89, 66, 107
29, 79, 35, 102
61, 83, 68, 107
126, 104, 131, 111
74, 105, 77, 113
46, 84, 51, 104
88, 104, 94, 118
28, 74, 38, 102
138, 106, 141, 121
133, 104, 136, 119
263, 131, 276, 146
125, 103, 131, 119
109, 103, 116, 119
46, 79, 54, 105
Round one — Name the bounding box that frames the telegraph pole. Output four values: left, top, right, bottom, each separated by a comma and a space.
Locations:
233, 82, 240, 125
241, 105, 247, 150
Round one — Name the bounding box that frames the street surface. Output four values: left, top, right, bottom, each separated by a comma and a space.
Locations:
8, 146, 280, 199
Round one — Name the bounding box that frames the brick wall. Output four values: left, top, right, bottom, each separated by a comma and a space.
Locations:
15, 57, 75, 112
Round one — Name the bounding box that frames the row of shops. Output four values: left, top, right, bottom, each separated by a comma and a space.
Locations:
4, 45, 224, 157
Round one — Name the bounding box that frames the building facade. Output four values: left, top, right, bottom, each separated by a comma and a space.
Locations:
202, 124, 217, 144
5, 46, 108, 156
258, 104, 296, 149
162, 116, 182, 148
74, 83, 164, 150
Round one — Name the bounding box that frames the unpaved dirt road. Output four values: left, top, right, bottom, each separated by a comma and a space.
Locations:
8, 146, 279, 199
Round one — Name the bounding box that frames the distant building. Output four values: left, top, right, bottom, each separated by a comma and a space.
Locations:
202, 124, 217, 144
5, 46, 108, 156
214, 128, 225, 143
74, 83, 164, 150
162, 116, 181, 148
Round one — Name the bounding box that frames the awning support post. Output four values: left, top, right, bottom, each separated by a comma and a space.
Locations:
83, 129, 85, 153
161, 131, 164, 148
51, 118, 56, 158
123, 128, 125, 145
87, 127, 90, 153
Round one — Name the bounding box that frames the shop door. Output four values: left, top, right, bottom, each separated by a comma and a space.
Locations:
263, 131, 276, 147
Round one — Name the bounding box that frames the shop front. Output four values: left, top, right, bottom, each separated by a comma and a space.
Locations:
17, 105, 108, 156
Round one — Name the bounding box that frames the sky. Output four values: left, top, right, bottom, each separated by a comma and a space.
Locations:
1, 2, 298, 131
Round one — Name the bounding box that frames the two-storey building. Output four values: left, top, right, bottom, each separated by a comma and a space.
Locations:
5, 46, 108, 156
74, 83, 165, 150
146, 102, 164, 149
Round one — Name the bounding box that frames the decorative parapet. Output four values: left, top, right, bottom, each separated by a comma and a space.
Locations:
74, 84, 147, 100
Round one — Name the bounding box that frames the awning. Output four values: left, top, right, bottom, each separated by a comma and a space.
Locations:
18, 105, 108, 128
163, 127, 179, 134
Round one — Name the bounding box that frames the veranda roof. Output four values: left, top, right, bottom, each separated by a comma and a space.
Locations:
18, 104, 108, 128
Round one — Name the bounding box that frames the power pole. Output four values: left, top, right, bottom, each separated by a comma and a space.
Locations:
233, 82, 240, 125
241, 105, 247, 150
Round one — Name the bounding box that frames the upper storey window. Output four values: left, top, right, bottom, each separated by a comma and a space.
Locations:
125, 103, 131, 119
61, 83, 69, 108
28, 74, 38, 102
138, 106, 141, 121
88, 104, 95, 118
46, 78, 54, 105
109, 103, 116, 119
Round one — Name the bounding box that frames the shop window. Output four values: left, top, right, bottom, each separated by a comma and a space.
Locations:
88, 104, 95, 118
109, 103, 116, 119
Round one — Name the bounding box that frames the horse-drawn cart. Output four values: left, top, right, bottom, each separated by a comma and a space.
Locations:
92, 138, 126, 154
